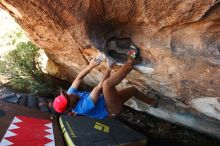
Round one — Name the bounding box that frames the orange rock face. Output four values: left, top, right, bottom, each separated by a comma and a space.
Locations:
1, 0, 220, 121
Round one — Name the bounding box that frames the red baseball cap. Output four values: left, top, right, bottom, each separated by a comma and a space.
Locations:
53, 94, 68, 113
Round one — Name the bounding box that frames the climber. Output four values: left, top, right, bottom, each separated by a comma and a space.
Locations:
53, 46, 158, 119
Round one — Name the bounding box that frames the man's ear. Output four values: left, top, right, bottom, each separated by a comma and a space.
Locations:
61, 90, 69, 98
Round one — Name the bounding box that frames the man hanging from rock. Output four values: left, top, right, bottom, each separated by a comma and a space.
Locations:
53, 45, 159, 119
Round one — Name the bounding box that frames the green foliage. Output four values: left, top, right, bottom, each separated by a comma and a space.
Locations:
0, 41, 58, 97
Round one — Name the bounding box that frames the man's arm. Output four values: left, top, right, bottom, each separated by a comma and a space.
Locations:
71, 58, 101, 89
90, 68, 111, 104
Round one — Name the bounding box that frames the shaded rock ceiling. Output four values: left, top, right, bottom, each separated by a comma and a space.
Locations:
1, 0, 220, 138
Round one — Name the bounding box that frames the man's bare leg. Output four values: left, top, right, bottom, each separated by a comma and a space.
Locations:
103, 57, 158, 116
103, 60, 134, 87
102, 58, 135, 115
118, 87, 156, 105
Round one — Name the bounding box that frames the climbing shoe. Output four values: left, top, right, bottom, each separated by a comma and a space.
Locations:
127, 43, 142, 63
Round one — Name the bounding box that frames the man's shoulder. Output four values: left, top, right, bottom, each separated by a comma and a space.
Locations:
67, 87, 90, 97
67, 87, 79, 94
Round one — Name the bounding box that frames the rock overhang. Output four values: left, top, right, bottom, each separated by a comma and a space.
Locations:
0, 0, 220, 138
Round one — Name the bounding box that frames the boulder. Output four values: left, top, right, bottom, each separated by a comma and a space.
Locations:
1, 0, 220, 137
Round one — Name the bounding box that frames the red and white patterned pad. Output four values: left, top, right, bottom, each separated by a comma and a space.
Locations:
0, 116, 55, 146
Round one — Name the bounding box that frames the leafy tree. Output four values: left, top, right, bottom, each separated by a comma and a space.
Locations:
0, 41, 59, 97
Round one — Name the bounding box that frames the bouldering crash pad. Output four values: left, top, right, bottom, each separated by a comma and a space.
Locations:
59, 115, 147, 146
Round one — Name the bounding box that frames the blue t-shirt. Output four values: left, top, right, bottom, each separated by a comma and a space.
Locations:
67, 87, 108, 119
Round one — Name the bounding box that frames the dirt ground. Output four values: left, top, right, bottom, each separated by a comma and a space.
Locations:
118, 106, 220, 146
